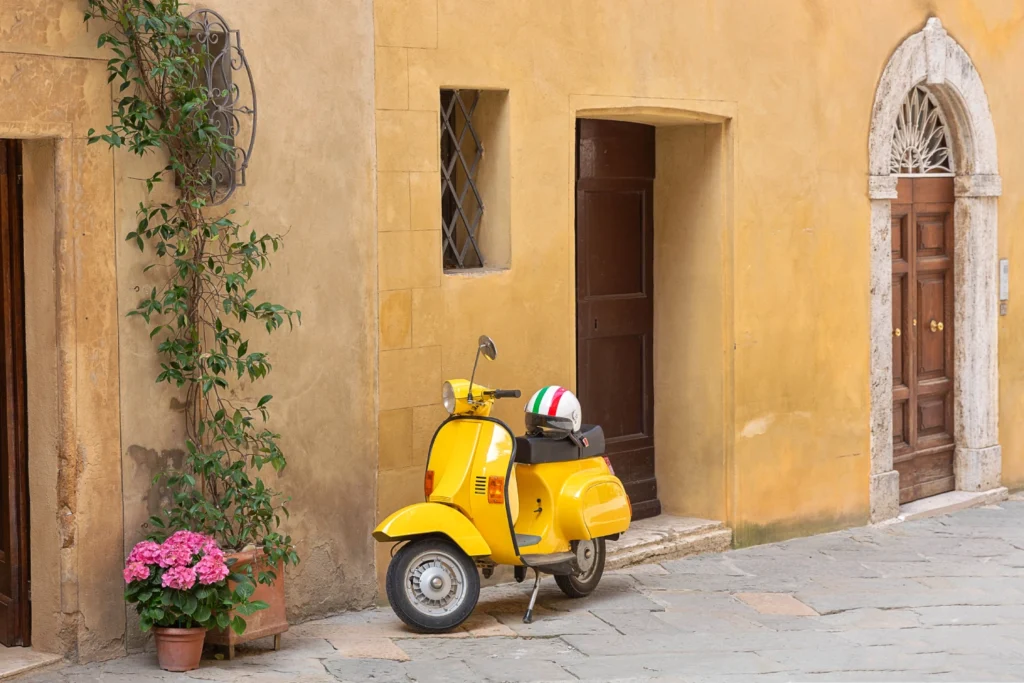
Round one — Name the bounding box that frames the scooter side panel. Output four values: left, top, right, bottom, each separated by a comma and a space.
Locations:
372, 502, 491, 557
582, 481, 631, 538
512, 462, 572, 556
427, 420, 481, 514
466, 421, 520, 565
558, 460, 631, 540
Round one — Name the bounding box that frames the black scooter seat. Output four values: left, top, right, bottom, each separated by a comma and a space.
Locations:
514, 425, 605, 465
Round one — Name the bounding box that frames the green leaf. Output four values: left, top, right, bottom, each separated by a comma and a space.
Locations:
257, 395, 272, 408
234, 600, 269, 616
235, 581, 255, 600
230, 615, 247, 635
193, 605, 211, 623
182, 594, 198, 616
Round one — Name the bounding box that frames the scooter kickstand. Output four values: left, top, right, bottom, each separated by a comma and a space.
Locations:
523, 569, 542, 624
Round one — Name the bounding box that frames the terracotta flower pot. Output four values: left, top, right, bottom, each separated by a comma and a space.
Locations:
153, 626, 206, 672
204, 550, 288, 659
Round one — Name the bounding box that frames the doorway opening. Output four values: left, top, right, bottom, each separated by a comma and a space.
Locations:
574, 115, 730, 525
0, 139, 29, 647
868, 18, 1003, 521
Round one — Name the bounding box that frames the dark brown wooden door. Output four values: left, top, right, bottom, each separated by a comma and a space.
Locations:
0, 139, 29, 646
892, 176, 955, 504
575, 120, 659, 520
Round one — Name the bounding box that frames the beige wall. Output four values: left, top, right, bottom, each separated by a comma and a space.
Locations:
115, 0, 380, 639
23, 139, 62, 656
2, 0, 379, 661
0, 40, 124, 659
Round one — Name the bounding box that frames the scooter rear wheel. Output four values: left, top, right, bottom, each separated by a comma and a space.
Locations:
386, 538, 480, 633
555, 538, 605, 598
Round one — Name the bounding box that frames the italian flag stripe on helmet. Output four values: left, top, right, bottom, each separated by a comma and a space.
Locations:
529, 385, 568, 416
547, 387, 567, 416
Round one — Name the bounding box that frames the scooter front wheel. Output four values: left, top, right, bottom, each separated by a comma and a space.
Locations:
386, 538, 480, 633
555, 538, 606, 598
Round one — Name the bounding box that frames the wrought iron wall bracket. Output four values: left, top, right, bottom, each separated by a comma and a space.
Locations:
187, 9, 257, 206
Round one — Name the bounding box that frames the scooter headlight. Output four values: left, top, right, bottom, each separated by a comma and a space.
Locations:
442, 381, 456, 414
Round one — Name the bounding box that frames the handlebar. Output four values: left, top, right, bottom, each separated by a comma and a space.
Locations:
492, 389, 521, 399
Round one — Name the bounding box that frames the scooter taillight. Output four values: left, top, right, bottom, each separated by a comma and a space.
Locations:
424, 470, 434, 498
487, 476, 505, 504
603, 456, 615, 475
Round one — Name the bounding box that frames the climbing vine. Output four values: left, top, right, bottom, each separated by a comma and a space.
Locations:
84, 0, 300, 575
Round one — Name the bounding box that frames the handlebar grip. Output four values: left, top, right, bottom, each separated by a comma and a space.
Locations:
493, 389, 521, 399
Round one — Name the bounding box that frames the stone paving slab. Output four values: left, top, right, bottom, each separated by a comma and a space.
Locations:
16, 496, 1024, 682
0, 648, 61, 681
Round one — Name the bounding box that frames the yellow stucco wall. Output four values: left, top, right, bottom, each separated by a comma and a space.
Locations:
373, 0, 1024, 561
7, 0, 1024, 662
654, 122, 730, 522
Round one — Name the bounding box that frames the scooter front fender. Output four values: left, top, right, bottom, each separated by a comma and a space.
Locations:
373, 502, 491, 558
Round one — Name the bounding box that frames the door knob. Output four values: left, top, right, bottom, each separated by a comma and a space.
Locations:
894, 328, 901, 337
929, 320, 944, 332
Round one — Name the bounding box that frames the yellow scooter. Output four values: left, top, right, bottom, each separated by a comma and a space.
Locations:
373, 335, 632, 632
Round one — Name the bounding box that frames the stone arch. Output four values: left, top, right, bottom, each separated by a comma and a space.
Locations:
868, 18, 1002, 522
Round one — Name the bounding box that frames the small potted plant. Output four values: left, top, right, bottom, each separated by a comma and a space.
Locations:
123, 530, 266, 672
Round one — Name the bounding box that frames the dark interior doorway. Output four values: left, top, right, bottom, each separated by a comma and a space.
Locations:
0, 139, 29, 646
575, 120, 660, 520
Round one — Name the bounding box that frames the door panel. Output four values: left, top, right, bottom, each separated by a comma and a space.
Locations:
583, 335, 646, 440
893, 400, 909, 449
0, 139, 28, 646
916, 275, 947, 378
891, 176, 955, 505
576, 119, 659, 519
892, 274, 905, 386
582, 191, 645, 297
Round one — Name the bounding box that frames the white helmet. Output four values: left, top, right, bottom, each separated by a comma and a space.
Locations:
524, 386, 582, 438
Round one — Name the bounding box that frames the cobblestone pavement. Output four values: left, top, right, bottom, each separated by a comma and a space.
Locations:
20, 497, 1024, 682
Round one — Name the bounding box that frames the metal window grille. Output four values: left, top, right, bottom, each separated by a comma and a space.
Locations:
440, 90, 485, 269
890, 85, 954, 176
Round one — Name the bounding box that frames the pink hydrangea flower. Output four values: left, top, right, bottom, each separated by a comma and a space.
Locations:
166, 530, 210, 556
202, 539, 225, 562
157, 539, 194, 568
195, 554, 230, 585
127, 540, 161, 565
122, 561, 150, 583
161, 565, 197, 590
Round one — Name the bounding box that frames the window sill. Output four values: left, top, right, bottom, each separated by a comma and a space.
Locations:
443, 266, 510, 278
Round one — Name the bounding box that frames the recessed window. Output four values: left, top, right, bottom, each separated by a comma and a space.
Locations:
440, 89, 509, 271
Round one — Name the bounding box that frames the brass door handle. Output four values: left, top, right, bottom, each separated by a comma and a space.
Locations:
894, 328, 901, 337
930, 320, 944, 332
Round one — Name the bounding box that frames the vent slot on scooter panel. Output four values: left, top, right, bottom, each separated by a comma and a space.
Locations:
474, 476, 487, 495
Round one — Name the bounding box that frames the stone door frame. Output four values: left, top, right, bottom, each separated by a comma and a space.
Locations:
869, 18, 1001, 522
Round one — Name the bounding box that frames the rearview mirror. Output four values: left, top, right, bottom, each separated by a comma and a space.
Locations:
479, 335, 497, 361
